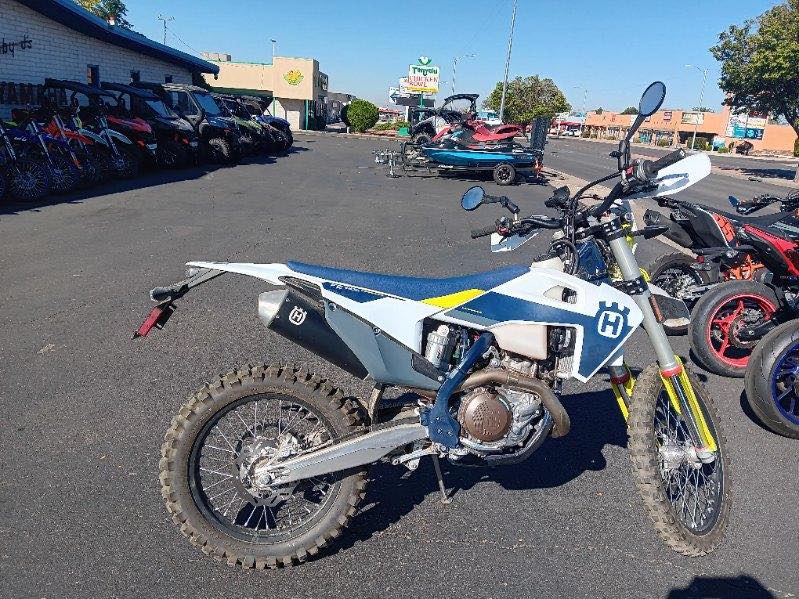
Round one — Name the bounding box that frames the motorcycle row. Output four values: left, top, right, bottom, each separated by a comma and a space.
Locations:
646, 189, 799, 438
0, 78, 293, 203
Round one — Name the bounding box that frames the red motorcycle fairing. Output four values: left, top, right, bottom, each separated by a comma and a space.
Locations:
43, 120, 97, 145
106, 115, 153, 134
743, 224, 799, 277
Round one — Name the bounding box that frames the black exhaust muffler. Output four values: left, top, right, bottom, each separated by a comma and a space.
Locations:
258, 289, 368, 379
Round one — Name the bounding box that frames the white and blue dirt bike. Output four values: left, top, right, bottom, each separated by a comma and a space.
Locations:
139, 83, 729, 569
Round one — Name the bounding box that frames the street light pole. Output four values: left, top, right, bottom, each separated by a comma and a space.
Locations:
573, 86, 588, 136
452, 54, 475, 95
498, 0, 518, 123
157, 14, 174, 45
685, 64, 707, 150
271, 39, 277, 63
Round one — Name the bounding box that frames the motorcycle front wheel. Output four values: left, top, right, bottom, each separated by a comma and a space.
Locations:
646, 252, 710, 335
745, 320, 799, 438
160, 364, 368, 569
628, 363, 730, 556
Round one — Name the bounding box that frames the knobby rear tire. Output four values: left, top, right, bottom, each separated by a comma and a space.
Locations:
159, 364, 368, 569
628, 364, 731, 556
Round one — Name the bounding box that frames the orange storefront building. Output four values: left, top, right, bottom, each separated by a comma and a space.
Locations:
584, 105, 797, 155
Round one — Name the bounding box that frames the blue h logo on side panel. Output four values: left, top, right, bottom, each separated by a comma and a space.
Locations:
596, 303, 628, 339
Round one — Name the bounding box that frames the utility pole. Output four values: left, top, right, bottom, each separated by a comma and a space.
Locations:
573, 86, 588, 136
685, 64, 707, 150
270, 39, 277, 63
157, 14, 174, 45
452, 54, 475, 95
498, 0, 518, 123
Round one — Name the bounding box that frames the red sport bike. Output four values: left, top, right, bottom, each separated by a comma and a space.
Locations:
683, 193, 799, 377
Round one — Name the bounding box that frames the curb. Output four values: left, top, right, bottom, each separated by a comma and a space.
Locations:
296, 130, 405, 141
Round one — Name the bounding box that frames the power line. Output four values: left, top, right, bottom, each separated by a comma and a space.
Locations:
163, 24, 204, 56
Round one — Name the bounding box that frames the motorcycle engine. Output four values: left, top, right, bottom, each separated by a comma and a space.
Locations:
456, 381, 543, 452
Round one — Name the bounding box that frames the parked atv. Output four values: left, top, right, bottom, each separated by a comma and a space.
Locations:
238, 95, 293, 151
102, 82, 199, 169
211, 93, 267, 156
137, 82, 241, 165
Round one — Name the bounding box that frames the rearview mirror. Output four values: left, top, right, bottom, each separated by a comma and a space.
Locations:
461, 186, 485, 211
639, 81, 666, 117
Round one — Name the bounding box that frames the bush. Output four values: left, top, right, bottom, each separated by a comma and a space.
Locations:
794, 137, 799, 158
371, 120, 411, 131
656, 139, 671, 147
692, 138, 710, 151
717, 146, 730, 153
345, 99, 379, 132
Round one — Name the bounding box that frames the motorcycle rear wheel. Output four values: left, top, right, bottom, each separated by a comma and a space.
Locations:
160, 364, 368, 569
744, 320, 799, 438
689, 280, 778, 377
628, 363, 730, 556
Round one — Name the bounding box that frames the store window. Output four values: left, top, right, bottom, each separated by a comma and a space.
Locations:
87, 64, 100, 85
130, 70, 141, 83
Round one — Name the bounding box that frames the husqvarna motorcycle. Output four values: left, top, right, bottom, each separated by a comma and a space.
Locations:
139, 83, 729, 569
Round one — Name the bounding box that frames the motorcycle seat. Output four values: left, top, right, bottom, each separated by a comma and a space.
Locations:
709, 207, 792, 229
286, 261, 529, 303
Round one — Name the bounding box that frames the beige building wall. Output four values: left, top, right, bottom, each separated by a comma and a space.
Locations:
584, 106, 797, 155
203, 56, 328, 129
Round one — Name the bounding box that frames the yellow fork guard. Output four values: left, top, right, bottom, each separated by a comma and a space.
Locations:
660, 357, 718, 452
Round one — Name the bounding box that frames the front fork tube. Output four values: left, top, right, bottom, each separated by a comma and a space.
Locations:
608, 234, 717, 452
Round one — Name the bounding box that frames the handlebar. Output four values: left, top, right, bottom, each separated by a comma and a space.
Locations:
483, 193, 520, 214
471, 225, 497, 239
635, 148, 686, 181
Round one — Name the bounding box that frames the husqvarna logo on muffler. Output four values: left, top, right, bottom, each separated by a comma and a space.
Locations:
596, 302, 629, 339
288, 306, 307, 326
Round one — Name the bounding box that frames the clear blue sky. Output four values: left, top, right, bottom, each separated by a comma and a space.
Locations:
127, 0, 780, 112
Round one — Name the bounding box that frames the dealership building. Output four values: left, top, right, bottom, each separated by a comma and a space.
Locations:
583, 105, 797, 154
201, 53, 341, 131
0, 0, 218, 118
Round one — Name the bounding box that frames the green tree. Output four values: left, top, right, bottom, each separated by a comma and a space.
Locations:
76, 0, 132, 28
483, 75, 570, 124
621, 106, 639, 115
344, 99, 379, 132
710, 0, 799, 176
594, 107, 604, 114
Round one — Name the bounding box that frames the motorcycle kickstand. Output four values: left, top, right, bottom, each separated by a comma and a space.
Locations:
431, 453, 452, 505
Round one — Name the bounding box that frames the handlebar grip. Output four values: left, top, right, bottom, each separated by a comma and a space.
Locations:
150, 286, 178, 302
641, 148, 686, 179
471, 225, 497, 239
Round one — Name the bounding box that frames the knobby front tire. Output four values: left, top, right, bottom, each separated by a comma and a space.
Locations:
628, 364, 731, 556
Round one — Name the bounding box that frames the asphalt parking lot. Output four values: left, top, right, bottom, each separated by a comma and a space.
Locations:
1, 134, 796, 599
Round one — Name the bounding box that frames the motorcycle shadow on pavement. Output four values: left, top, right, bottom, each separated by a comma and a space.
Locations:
0, 151, 296, 216
331, 386, 630, 554
666, 574, 776, 598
